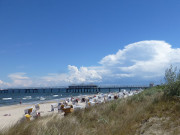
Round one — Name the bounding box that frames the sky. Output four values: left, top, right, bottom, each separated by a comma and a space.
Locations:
1, 0, 180, 88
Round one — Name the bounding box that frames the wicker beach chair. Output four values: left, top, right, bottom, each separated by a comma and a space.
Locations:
61, 105, 74, 116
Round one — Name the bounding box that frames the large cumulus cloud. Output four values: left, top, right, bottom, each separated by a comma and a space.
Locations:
99, 40, 179, 79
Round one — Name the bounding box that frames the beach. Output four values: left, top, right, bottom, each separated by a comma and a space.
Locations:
0, 94, 92, 130
0, 102, 58, 130
0, 90, 141, 131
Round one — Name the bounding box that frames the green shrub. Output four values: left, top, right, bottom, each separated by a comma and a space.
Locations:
164, 65, 180, 96
164, 81, 180, 96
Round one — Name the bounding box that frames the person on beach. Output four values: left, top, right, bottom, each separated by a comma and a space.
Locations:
71, 96, 74, 102
58, 103, 62, 113
51, 105, 54, 111
19, 100, 22, 105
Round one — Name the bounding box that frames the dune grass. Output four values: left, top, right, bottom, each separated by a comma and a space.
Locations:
1, 87, 180, 135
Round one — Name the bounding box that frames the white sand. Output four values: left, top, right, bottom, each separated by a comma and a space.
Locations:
0, 102, 60, 130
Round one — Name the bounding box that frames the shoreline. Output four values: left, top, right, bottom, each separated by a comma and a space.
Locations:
0, 92, 100, 107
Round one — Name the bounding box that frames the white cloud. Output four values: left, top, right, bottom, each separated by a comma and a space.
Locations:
99, 40, 180, 79
0, 80, 10, 88
40, 65, 102, 85
1, 40, 180, 88
8, 72, 29, 80
67, 65, 102, 83
8, 72, 32, 87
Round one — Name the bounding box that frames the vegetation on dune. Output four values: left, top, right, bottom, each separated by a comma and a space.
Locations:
164, 65, 180, 96
1, 65, 180, 135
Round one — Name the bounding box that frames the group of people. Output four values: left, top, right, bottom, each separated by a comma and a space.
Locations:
51, 89, 143, 115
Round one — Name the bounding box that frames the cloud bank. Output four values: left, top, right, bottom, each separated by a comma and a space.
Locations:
1, 40, 180, 88
99, 40, 178, 78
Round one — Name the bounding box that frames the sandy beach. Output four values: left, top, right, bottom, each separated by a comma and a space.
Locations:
0, 102, 59, 130
0, 95, 90, 130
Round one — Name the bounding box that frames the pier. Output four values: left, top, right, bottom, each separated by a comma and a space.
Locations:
0, 85, 149, 94
66, 85, 99, 93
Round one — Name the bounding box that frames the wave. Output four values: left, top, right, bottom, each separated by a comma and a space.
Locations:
40, 97, 46, 100
2, 98, 12, 100
22, 96, 32, 100
53, 95, 58, 97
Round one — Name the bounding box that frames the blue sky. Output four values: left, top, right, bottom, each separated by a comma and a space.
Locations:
1, 0, 180, 88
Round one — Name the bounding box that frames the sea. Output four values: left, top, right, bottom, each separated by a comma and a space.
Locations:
0, 88, 125, 107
